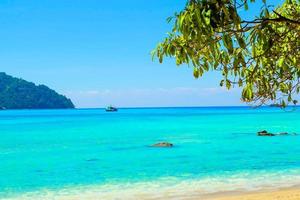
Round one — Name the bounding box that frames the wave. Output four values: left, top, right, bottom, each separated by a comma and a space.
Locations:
3, 169, 300, 200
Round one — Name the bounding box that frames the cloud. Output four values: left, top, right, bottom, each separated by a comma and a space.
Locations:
64, 87, 242, 108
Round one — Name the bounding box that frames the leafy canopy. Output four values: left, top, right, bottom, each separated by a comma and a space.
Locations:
154, 0, 300, 107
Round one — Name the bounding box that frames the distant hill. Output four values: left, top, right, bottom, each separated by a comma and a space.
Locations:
0, 72, 75, 109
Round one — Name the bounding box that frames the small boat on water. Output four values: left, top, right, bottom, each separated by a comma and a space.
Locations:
105, 106, 118, 112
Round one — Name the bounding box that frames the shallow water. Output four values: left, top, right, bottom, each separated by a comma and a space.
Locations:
0, 107, 300, 199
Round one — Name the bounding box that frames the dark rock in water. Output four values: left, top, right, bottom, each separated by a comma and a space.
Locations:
258, 130, 268, 134
86, 158, 99, 162
277, 132, 298, 136
258, 130, 297, 136
270, 103, 282, 108
257, 130, 275, 136
278, 132, 289, 136
151, 142, 173, 147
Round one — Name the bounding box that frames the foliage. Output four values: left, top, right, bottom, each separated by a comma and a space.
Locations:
0, 72, 74, 109
154, 0, 300, 107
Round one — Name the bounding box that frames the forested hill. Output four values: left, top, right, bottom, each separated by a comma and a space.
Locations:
0, 72, 75, 109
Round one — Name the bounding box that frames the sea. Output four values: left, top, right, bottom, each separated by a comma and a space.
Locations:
0, 107, 300, 199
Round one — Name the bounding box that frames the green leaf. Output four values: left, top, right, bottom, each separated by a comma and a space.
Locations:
278, 57, 285, 67
237, 37, 246, 49
244, 2, 249, 10
193, 68, 199, 78
226, 80, 231, 89
223, 34, 233, 53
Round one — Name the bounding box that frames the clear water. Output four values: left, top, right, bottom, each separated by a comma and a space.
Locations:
0, 107, 300, 199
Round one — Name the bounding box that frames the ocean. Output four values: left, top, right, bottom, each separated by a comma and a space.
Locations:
0, 107, 300, 199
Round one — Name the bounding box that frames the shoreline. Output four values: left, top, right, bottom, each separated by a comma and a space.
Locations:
2, 169, 300, 200
3, 184, 300, 200
206, 187, 300, 200
3, 189, 300, 200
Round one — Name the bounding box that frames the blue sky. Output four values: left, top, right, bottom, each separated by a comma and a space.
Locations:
0, 0, 282, 108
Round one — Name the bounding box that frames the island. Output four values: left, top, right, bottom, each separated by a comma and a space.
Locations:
0, 72, 74, 109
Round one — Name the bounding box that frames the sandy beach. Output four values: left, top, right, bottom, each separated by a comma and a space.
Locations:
3, 186, 300, 200
207, 188, 300, 200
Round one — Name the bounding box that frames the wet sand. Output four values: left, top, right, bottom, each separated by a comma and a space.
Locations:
3, 186, 300, 200
207, 188, 300, 200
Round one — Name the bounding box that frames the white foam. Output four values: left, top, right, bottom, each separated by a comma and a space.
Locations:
3, 169, 300, 200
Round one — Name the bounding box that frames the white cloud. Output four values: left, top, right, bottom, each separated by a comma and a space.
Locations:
64, 87, 243, 108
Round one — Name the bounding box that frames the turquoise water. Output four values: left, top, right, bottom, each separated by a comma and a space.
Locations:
1, 107, 300, 199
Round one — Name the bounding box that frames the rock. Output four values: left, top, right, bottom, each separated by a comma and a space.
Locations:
151, 142, 173, 147
278, 132, 289, 136
86, 158, 99, 162
258, 130, 268, 134
257, 130, 275, 136
258, 131, 297, 136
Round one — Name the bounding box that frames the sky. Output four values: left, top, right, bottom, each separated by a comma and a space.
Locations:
0, 0, 282, 108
